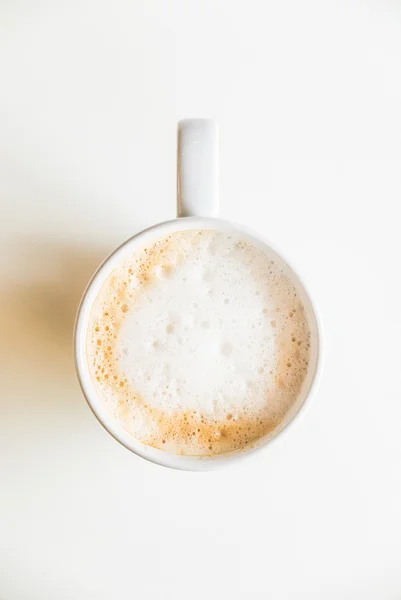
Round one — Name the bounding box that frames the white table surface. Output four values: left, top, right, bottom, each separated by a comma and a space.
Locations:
1, 1, 401, 598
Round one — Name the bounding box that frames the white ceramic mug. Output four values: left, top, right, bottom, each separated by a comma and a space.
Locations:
74, 119, 322, 470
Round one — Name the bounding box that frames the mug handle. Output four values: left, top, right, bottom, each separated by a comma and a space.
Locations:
177, 119, 219, 217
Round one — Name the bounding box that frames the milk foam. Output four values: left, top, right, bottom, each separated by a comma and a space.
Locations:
87, 230, 311, 456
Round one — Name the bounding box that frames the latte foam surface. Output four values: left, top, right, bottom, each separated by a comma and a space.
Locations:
87, 230, 311, 455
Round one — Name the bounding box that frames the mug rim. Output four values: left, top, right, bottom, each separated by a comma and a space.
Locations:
74, 216, 323, 471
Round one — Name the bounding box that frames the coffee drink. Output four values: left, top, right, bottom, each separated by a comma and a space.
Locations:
87, 230, 311, 456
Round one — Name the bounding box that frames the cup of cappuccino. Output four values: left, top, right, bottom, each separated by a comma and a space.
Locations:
75, 120, 321, 470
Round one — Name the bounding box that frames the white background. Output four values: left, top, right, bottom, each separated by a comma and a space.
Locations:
1, 1, 401, 598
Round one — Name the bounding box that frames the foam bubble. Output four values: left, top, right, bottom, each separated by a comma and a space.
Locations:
220, 342, 233, 357
87, 230, 311, 456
